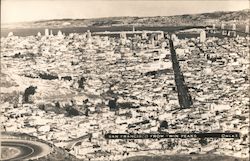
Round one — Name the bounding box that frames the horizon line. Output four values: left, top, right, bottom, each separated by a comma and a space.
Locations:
2, 8, 249, 25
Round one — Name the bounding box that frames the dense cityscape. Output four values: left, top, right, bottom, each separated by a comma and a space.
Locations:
1, 20, 249, 161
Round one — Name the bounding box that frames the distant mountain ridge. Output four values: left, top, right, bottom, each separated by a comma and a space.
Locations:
2, 9, 249, 29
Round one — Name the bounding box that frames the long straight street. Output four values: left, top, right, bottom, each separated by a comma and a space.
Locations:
169, 38, 193, 109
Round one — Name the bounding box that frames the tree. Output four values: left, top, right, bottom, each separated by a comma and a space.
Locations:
23, 86, 37, 103
78, 77, 86, 89
108, 99, 118, 111
199, 138, 208, 146
55, 101, 60, 108
160, 120, 169, 129
65, 106, 79, 116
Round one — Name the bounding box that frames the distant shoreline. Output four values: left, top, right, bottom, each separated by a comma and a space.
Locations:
1, 25, 248, 38
1, 9, 249, 31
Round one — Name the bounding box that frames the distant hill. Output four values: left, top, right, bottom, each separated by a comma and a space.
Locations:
2, 9, 249, 29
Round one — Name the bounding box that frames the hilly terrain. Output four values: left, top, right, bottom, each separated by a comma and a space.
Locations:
2, 9, 249, 29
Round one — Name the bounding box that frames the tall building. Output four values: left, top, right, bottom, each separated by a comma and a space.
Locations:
142, 31, 148, 39
232, 24, 236, 31
171, 34, 177, 41
212, 24, 216, 29
8, 32, 14, 37
200, 30, 206, 43
37, 32, 42, 37
171, 34, 179, 46
212, 24, 216, 33
120, 32, 126, 45
132, 26, 135, 32
57, 30, 63, 37
120, 32, 127, 40
221, 23, 227, 35
50, 30, 53, 36
45, 29, 49, 36
221, 23, 225, 30
231, 24, 236, 37
245, 24, 249, 33
87, 30, 92, 39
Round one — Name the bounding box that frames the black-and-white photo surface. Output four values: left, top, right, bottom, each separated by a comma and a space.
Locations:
0, 0, 249, 160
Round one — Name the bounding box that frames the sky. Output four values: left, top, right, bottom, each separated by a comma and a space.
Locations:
1, 0, 249, 23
